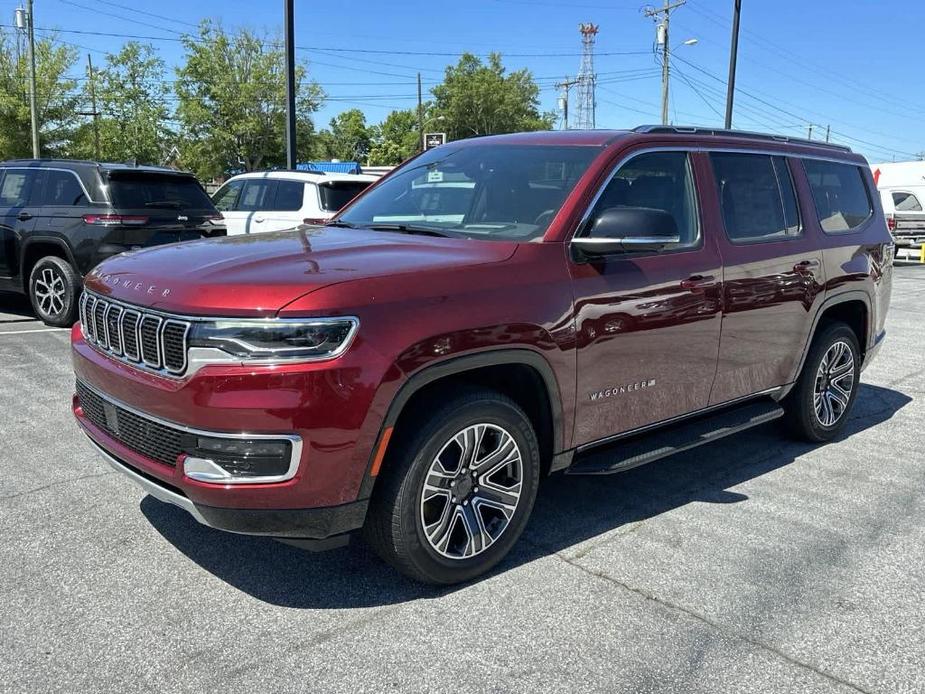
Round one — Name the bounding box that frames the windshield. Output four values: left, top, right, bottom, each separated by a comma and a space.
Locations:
109, 173, 216, 211
337, 144, 600, 240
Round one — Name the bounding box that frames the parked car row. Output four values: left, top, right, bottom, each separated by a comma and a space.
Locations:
0, 159, 376, 326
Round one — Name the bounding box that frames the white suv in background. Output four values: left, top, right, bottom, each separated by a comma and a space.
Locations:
211, 170, 377, 235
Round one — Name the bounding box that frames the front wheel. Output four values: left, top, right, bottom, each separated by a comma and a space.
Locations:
28, 256, 80, 327
783, 323, 861, 442
364, 388, 540, 584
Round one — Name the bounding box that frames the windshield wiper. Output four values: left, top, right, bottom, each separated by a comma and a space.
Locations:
324, 219, 356, 228
365, 223, 455, 238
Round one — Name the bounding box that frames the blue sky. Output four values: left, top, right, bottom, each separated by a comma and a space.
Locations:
8, 0, 924, 163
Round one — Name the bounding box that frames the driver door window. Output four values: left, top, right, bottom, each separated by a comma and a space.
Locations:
586, 151, 699, 249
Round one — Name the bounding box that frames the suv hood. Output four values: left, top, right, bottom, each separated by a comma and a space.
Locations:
84, 226, 517, 316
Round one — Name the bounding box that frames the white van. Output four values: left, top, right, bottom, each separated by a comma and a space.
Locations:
211, 170, 377, 235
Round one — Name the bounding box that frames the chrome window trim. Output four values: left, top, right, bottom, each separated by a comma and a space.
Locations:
573, 144, 870, 243
0, 165, 98, 204
76, 379, 303, 485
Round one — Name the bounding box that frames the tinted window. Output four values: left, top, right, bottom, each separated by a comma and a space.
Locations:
274, 180, 305, 211
802, 160, 872, 232
712, 153, 801, 242
40, 170, 87, 206
588, 151, 699, 247
237, 180, 274, 212
892, 191, 922, 212
339, 144, 599, 241
319, 181, 372, 212
109, 174, 215, 210
212, 180, 244, 211
0, 170, 38, 207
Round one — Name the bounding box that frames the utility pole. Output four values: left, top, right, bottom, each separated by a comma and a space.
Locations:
555, 77, 580, 130
283, 0, 297, 169
25, 0, 39, 157
645, 0, 686, 126
86, 54, 100, 160
724, 0, 741, 129
417, 72, 424, 151
825, 124, 831, 142
807, 124, 813, 140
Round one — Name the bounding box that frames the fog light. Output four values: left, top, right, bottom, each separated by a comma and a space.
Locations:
183, 436, 294, 483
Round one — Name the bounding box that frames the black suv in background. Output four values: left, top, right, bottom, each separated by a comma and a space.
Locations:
0, 160, 225, 326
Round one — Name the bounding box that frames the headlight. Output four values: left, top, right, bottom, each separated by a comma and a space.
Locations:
188, 317, 358, 362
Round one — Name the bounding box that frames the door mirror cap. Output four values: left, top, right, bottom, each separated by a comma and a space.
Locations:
572, 207, 681, 259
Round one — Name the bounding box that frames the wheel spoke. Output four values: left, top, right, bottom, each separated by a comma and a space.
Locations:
827, 386, 849, 409
474, 482, 520, 510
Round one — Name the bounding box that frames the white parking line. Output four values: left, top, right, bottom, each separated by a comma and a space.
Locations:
0, 328, 70, 335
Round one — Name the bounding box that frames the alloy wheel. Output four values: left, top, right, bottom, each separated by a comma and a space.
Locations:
34, 267, 67, 317
813, 340, 855, 427
419, 423, 524, 560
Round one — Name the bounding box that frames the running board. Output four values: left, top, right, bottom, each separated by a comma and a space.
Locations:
565, 399, 784, 476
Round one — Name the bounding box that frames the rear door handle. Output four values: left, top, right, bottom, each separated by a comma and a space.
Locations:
680, 274, 716, 290
793, 259, 821, 273
17, 211, 32, 221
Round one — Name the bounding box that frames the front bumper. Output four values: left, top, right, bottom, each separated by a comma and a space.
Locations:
79, 412, 368, 545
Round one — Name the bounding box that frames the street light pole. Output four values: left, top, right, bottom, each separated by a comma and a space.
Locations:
283, 0, 297, 169
724, 0, 742, 130
26, 0, 39, 157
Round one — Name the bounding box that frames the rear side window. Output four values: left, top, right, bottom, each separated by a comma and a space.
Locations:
319, 181, 373, 212
588, 151, 700, 247
711, 153, 801, 243
212, 180, 244, 211
0, 170, 38, 207
892, 191, 922, 212
274, 180, 305, 211
109, 174, 215, 211
237, 180, 274, 211
41, 170, 87, 206
802, 160, 872, 232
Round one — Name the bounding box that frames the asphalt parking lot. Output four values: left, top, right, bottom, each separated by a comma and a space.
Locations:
1, 266, 923, 694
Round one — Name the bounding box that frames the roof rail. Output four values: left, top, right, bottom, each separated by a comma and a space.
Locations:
632, 125, 852, 153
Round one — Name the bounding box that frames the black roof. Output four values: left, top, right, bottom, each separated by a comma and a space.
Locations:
0, 159, 195, 176
632, 125, 853, 153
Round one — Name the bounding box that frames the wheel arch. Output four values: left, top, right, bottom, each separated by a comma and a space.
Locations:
20, 237, 78, 292
358, 349, 565, 499
782, 291, 871, 398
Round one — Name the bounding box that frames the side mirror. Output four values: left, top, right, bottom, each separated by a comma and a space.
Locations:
572, 207, 680, 259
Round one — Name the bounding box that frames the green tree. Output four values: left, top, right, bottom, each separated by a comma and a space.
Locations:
175, 20, 324, 179
72, 42, 172, 164
314, 108, 372, 162
431, 53, 553, 141
367, 108, 419, 165
0, 32, 80, 158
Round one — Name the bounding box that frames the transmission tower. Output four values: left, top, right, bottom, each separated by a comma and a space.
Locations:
574, 23, 598, 130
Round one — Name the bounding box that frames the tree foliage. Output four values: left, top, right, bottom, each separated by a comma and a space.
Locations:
313, 108, 372, 162
175, 21, 323, 178
431, 53, 554, 141
0, 32, 80, 159
368, 108, 419, 166
72, 42, 172, 164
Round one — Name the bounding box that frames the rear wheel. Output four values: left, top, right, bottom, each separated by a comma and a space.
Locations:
28, 256, 80, 327
783, 323, 860, 442
364, 388, 540, 584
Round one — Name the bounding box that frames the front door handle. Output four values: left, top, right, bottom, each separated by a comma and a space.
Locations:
17, 211, 32, 221
793, 259, 821, 274
680, 274, 716, 290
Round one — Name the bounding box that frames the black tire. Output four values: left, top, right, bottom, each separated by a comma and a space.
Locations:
28, 256, 80, 327
363, 387, 540, 585
783, 322, 861, 442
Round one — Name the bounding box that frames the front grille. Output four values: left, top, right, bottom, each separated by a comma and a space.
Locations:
76, 380, 187, 467
80, 291, 191, 376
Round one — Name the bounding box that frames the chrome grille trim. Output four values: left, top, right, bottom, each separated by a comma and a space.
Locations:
80, 291, 192, 377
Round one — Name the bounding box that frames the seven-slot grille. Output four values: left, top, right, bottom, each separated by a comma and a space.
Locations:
80, 291, 190, 375
75, 380, 185, 467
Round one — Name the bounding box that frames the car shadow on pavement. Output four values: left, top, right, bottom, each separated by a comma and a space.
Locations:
0, 291, 37, 322
141, 382, 910, 608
